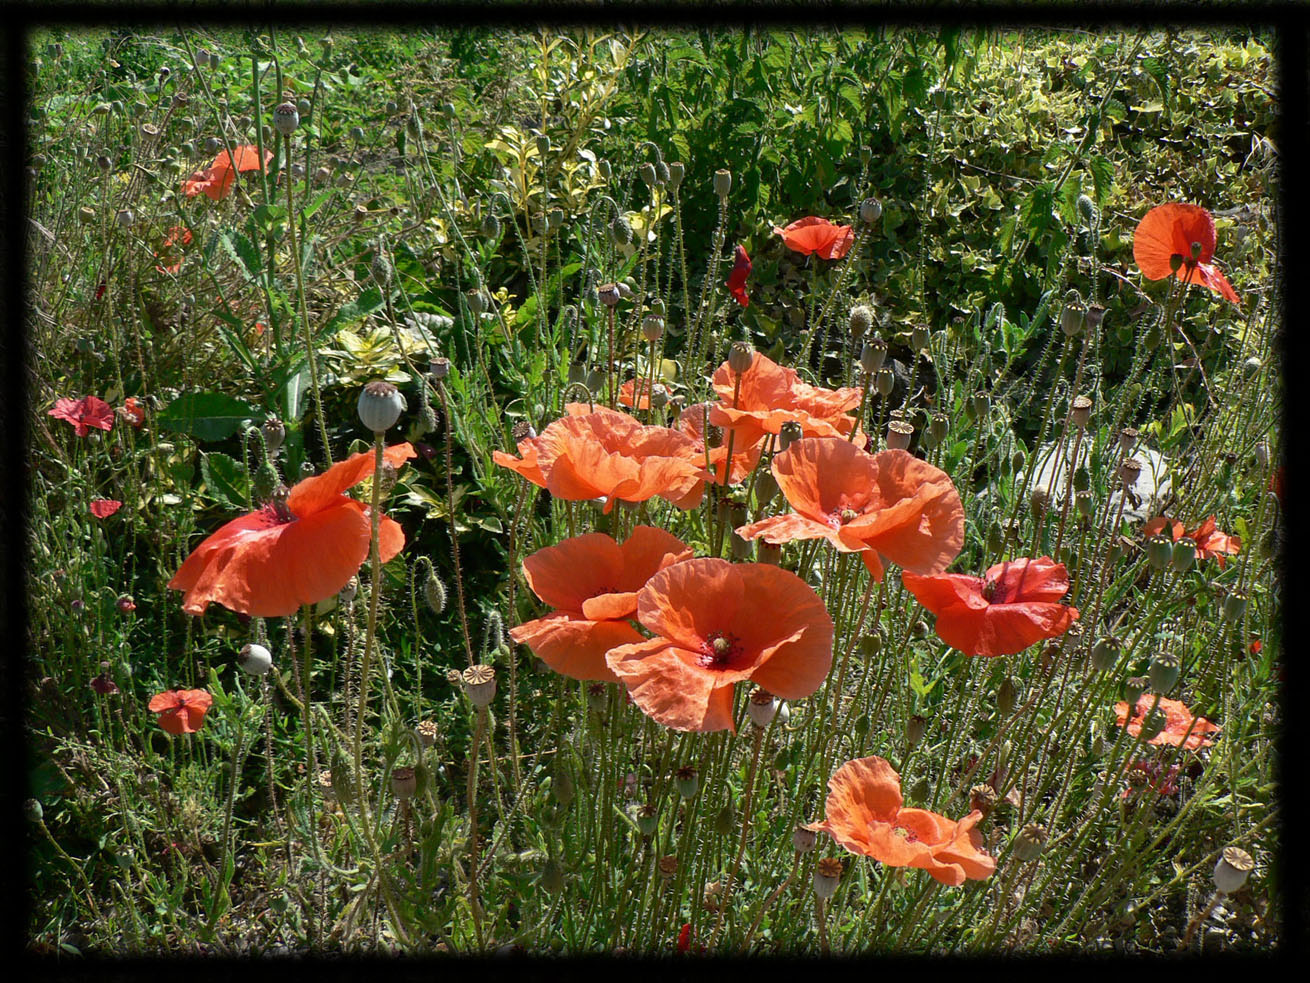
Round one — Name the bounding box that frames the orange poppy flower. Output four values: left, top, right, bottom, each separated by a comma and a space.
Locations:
709, 351, 864, 449
1142, 514, 1241, 568
605, 557, 833, 732
737, 439, 964, 580
182, 145, 273, 201
154, 224, 193, 274
120, 396, 146, 428
168, 443, 416, 617
509, 526, 692, 682
492, 403, 598, 489
805, 756, 995, 886
1114, 694, 1220, 750
901, 557, 1080, 657
148, 689, 213, 735
772, 216, 855, 260
527, 406, 713, 514
1132, 203, 1240, 305
676, 402, 762, 485
618, 377, 669, 410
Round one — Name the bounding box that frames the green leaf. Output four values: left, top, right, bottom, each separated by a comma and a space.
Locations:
216, 229, 262, 280
157, 392, 265, 442
1088, 155, 1115, 205
200, 452, 250, 509
323, 286, 386, 336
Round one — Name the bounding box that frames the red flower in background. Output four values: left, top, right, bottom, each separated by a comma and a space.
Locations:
154, 224, 193, 274
148, 689, 213, 735
509, 527, 692, 683
49, 396, 115, 437
182, 145, 272, 201
772, 216, 854, 260
120, 397, 146, 428
1114, 694, 1220, 750
725, 244, 752, 306
1142, 514, 1241, 569
902, 557, 1080, 657
90, 499, 123, 519
1133, 203, 1240, 305
169, 443, 416, 617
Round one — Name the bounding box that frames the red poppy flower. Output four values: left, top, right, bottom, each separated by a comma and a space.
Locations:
677, 923, 692, 953
148, 689, 213, 735
805, 756, 995, 887
737, 439, 964, 580
120, 397, 146, 428
154, 224, 193, 274
725, 244, 752, 307
1114, 694, 1220, 750
168, 443, 416, 617
1142, 514, 1241, 568
492, 403, 594, 489
49, 395, 115, 437
709, 351, 864, 449
1132, 203, 1240, 305
89, 499, 123, 519
182, 145, 273, 201
527, 406, 713, 514
1249, 638, 1262, 656
1121, 758, 1181, 800
509, 526, 692, 682
901, 557, 1080, 657
772, 216, 855, 260
605, 557, 833, 732
676, 401, 763, 485
90, 673, 119, 696
618, 378, 669, 410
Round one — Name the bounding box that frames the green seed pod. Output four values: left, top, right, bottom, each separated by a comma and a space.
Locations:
24, 798, 43, 823
778, 421, 803, 452
908, 776, 930, 803
1012, 824, 1049, 862
1171, 539, 1196, 574
860, 634, 882, 657
859, 196, 882, 224
638, 162, 657, 187
636, 804, 659, 836
853, 714, 870, 735
1124, 676, 1148, 707
675, 766, 698, 799
986, 520, 1004, 555
1149, 653, 1181, 694
1090, 636, 1120, 672
713, 168, 732, 197
969, 392, 990, 420
1222, 590, 1248, 621
358, 379, 405, 432
997, 677, 1017, 716
535, 134, 551, 156
666, 161, 685, 189
1138, 705, 1168, 742
1075, 490, 1095, 518
598, 159, 612, 181
1146, 535, 1173, 572
859, 338, 886, 374
875, 368, 895, 397
911, 325, 930, 351
466, 289, 487, 316
728, 341, 754, 374
539, 858, 565, 893
754, 470, 779, 508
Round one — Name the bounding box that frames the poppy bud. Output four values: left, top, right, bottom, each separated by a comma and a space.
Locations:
358, 379, 405, 433
416, 719, 439, 748
1171, 539, 1196, 574
849, 305, 874, 339
598, 283, 622, 307
1012, 824, 1049, 862
909, 776, 930, 803
466, 289, 487, 315
793, 825, 817, 854
970, 784, 998, 818
676, 766, 699, 799
1222, 590, 1248, 621
424, 570, 447, 615
610, 214, 633, 246
273, 101, 299, 136
598, 160, 612, 181
997, 677, 1017, 716
297, 97, 312, 116
1120, 457, 1143, 488
886, 420, 914, 451
778, 421, 804, 452
748, 687, 782, 728
813, 857, 843, 899
906, 714, 926, 749
349, 125, 366, 142
1090, 636, 1120, 672
875, 368, 895, 397
371, 250, 393, 286
1060, 303, 1086, 338
713, 169, 732, 198
1242, 356, 1262, 378
1076, 194, 1097, 224
1213, 846, 1255, 894
339, 576, 359, 605
117, 594, 136, 614
1169, 254, 1184, 273
641, 314, 664, 342
713, 803, 735, 836
1138, 705, 1168, 742
859, 338, 887, 375
1253, 441, 1269, 470
480, 211, 501, 239
911, 325, 931, 351
461, 664, 496, 707
25, 799, 44, 823
390, 765, 417, 800
238, 642, 273, 675
1070, 395, 1093, 430
728, 341, 754, 375
1124, 676, 1147, 707
617, 281, 634, 300
1149, 653, 1181, 694
859, 197, 882, 224
757, 541, 782, 565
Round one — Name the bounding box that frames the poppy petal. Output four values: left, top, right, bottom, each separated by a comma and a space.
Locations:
605, 639, 737, 732
636, 558, 744, 654
522, 533, 625, 612
509, 612, 640, 683
287, 443, 416, 517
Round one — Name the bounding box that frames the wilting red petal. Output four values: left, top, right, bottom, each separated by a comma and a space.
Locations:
725, 244, 752, 307
773, 216, 855, 260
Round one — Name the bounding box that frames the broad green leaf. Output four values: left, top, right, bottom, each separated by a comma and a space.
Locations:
200, 452, 250, 509
157, 392, 264, 442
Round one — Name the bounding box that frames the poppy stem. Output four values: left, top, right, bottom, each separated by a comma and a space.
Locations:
713, 725, 764, 948
436, 382, 477, 667
352, 436, 386, 800
466, 705, 487, 949
741, 849, 801, 951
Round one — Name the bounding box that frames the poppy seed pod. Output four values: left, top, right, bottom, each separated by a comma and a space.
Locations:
1171, 539, 1196, 574
636, 804, 659, 836
926, 413, 948, 448
1242, 356, 1262, 379
1060, 303, 1086, 338
1146, 534, 1173, 571
390, 765, 417, 800
466, 289, 487, 316
875, 368, 896, 397
1075, 490, 1095, 518
713, 804, 735, 836
1138, 705, 1168, 742
1124, 676, 1148, 707
262, 416, 285, 454
906, 714, 927, 749
860, 196, 883, 224
461, 664, 496, 706
777, 421, 804, 452
911, 325, 931, 352
638, 162, 657, 187
849, 305, 874, 339
813, 857, 843, 899
1222, 590, 1248, 621
713, 169, 732, 197
860, 338, 887, 374
667, 161, 685, 189
238, 642, 273, 675
1085, 305, 1105, 332
886, 420, 914, 451
641, 314, 664, 342
429, 357, 451, 383
657, 854, 678, 880
754, 470, 779, 508
1213, 846, 1255, 894
116, 209, 135, 228
597, 282, 622, 307
748, 687, 781, 728
792, 825, 818, 854
550, 766, 575, 806
547, 208, 565, 232
676, 766, 699, 799
24, 798, 43, 823
1012, 824, 1049, 862
970, 784, 998, 818
1070, 395, 1093, 429
358, 379, 405, 432
416, 719, 439, 748
273, 101, 299, 136
1090, 636, 1120, 673
757, 541, 782, 565
997, 677, 1017, 717
1120, 457, 1143, 488
969, 391, 990, 420
728, 341, 754, 375
1149, 653, 1181, 694
79, 206, 97, 225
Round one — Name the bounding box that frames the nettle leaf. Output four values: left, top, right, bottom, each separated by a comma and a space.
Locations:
216, 229, 262, 280
1088, 155, 1115, 205
158, 392, 264, 442
200, 452, 250, 509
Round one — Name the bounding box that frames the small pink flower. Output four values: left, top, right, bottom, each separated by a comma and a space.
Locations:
49, 396, 115, 437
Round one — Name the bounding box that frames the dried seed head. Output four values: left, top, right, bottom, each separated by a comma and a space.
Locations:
728, 341, 754, 375
262, 416, 285, 454
848, 305, 874, 339
886, 420, 914, 451
390, 765, 417, 800
814, 857, 844, 899
597, 282, 623, 307
358, 379, 405, 433
1012, 824, 1049, 862
1070, 395, 1093, 429
238, 642, 273, 675
1149, 653, 1181, 694
792, 825, 817, 854
970, 784, 998, 817
713, 168, 732, 197
428, 357, 451, 383
860, 338, 887, 375
273, 101, 300, 136
1085, 305, 1105, 331
461, 664, 496, 706
1119, 455, 1143, 488
657, 855, 678, 880
416, 719, 439, 748
1213, 846, 1255, 894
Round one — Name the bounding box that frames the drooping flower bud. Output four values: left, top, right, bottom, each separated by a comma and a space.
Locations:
424, 570, 447, 614
610, 214, 633, 246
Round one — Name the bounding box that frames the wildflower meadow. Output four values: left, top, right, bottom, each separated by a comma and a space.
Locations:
25, 25, 1282, 956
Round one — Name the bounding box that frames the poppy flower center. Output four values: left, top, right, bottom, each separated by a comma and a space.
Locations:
829, 506, 862, 528
981, 579, 1009, 604
891, 824, 918, 842
699, 631, 743, 669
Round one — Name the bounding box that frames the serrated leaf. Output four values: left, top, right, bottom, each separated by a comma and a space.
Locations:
201, 452, 250, 509
157, 392, 264, 442
1088, 155, 1115, 205
323, 286, 386, 336
217, 229, 262, 280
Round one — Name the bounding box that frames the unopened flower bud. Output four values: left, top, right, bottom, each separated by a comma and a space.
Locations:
273, 101, 300, 136
713, 169, 732, 198
814, 857, 843, 899
997, 677, 1017, 716
424, 570, 447, 614
1029, 487, 1049, 515
860, 197, 882, 224
358, 379, 405, 432
461, 664, 496, 707
1149, 653, 1181, 694
610, 214, 633, 246
713, 804, 735, 836
1070, 395, 1093, 429
238, 642, 273, 675
849, 305, 874, 339
1213, 846, 1255, 894
886, 420, 913, 451
117, 594, 136, 614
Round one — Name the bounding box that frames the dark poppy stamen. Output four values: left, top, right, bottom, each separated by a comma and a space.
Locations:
699, 630, 742, 668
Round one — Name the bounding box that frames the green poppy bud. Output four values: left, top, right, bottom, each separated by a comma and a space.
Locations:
610, 214, 633, 246
1138, 705, 1168, 742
